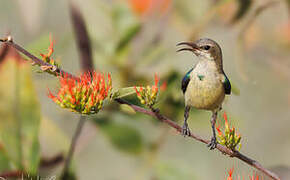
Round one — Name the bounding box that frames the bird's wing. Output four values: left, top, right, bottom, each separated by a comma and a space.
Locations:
222, 72, 231, 95
181, 68, 193, 94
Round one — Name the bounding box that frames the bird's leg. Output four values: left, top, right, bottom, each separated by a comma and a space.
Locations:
208, 111, 218, 150
182, 106, 191, 137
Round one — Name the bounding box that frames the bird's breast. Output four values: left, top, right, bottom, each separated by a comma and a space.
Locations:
185, 62, 225, 110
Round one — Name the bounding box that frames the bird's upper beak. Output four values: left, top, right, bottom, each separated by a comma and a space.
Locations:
176, 42, 199, 55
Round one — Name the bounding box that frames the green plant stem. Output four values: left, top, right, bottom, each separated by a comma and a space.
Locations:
14, 60, 23, 169
61, 115, 86, 179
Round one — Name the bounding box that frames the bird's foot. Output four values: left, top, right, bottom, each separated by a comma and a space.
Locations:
207, 137, 217, 150
182, 123, 191, 137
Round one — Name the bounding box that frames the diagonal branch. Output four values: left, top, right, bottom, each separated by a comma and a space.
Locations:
0, 37, 280, 180
115, 98, 280, 180
0, 37, 77, 80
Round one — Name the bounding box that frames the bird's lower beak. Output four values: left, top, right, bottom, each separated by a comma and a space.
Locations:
176, 42, 199, 53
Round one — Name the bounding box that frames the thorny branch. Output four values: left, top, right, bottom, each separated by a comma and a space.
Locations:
0, 37, 280, 180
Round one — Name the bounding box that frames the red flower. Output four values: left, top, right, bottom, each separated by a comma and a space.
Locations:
48, 71, 112, 114
128, 0, 171, 17
225, 168, 262, 180
216, 112, 241, 150
134, 86, 142, 97
249, 172, 260, 180
40, 34, 54, 59
160, 81, 167, 91
152, 73, 159, 94
226, 167, 234, 180
129, 0, 152, 15
216, 124, 222, 136
134, 74, 160, 106
39, 35, 59, 72
223, 111, 229, 130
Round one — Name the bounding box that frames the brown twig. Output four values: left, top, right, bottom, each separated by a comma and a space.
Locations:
40, 153, 65, 168
0, 36, 77, 80
61, 115, 86, 179
0, 38, 280, 180
0, 170, 26, 179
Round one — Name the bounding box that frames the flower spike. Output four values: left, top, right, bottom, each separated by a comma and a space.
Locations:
48, 71, 112, 115
216, 112, 242, 150
134, 74, 161, 107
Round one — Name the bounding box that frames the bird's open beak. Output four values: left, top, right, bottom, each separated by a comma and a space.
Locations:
176, 42, 199, 53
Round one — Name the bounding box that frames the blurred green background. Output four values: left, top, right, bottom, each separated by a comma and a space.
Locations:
0, 0, 290, 179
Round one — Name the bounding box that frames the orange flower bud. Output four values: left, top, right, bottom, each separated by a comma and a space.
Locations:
134, 86, 141, 97
227, 167, 234, 180
47, 34, 54, 57
160, 81, 167, 91
224, 112, 229, 130
216, 124, 222, 136
39, 35, 59, 72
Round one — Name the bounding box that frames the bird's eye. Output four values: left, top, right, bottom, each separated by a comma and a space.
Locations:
202, 45, 211, 50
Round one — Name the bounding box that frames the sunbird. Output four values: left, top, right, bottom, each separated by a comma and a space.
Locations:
177, 38, 231, 150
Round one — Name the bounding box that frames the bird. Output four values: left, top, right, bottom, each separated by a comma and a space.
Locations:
177, 38, 231, 150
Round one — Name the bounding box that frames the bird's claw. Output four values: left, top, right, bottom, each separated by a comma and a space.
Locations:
182, 123, 191, 137
207, 137, 217, 150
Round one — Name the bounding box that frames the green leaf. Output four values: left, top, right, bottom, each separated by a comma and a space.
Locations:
97, 121, 143, 155
39, 117, 70, 153
0, 146, 10, 171
115, 23, 141, 53
119, 104, 136, 114
287, 0, 290, 11
0, 59, 41, 173
110, 87, 139, 99
231, 0, 252, 23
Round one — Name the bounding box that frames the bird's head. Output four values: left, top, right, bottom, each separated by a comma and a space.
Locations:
177, 38, 222, 62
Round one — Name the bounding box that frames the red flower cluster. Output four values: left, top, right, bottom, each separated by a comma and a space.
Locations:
226, 167, 261, 180
216, 112, 241, 150
134, 74, 159, 107
48, 71, 112, 114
